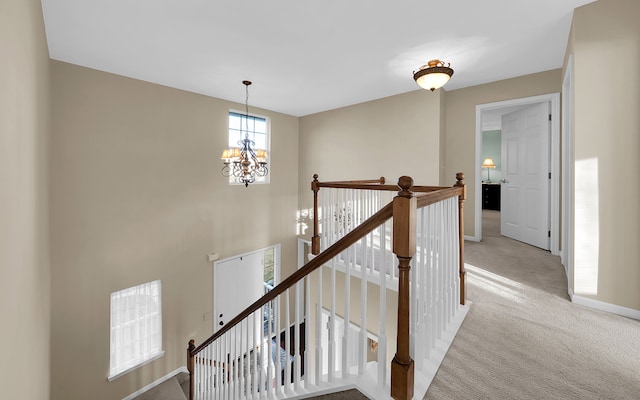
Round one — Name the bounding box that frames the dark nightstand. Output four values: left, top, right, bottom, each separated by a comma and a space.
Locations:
482, 183, 501, 211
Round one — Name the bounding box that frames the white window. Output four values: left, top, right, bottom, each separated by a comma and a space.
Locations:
227, 111, 270, 185
108, 280, 163, 381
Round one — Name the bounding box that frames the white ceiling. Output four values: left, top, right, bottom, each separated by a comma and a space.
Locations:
41, 0, 595, 117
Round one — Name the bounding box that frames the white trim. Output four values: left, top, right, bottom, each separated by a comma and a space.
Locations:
474, 93, 561, 255
109, 279, 163, 381
549, 94, 561, 256
298, 238, 311, 269
121, 366, 188, 400
464, 235, 478, 242
108, 351, 165, 382
561, 56, 575, 293
570, 293, 640, 321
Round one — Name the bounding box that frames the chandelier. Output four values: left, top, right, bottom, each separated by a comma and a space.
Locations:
221, 80, 268, 187
413, 59, 454, 91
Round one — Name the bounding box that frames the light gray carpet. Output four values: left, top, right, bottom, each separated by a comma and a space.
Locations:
424, 210, 640, 399
148, 210, 639, 400
309, 389, 370, 399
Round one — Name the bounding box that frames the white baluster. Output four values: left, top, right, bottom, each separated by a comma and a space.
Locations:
358, 231, 368, 375
435, 202, 447, 339
250, 311, 257, 399
410, 210, 420, 371
419, 207, 428, 364
428, 204, 436, 352
205, 345, 210, 400
294, 281, 302, 391
328, 258, 336, 382
453, 198, 461, 312
447, 198, 455, 322
315, 268, 323, 386
377, 221, 388, 389
342, 217, 352, 379
259, 308, 267, 400
434, 201, 442, 340
238, 323, 244, 400
235, 327, 239, 400
266, 301, 273, 398
284, 288, 291, 394
304, 275, 311, 389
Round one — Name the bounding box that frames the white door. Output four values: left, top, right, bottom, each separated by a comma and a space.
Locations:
500, 102, 550, 250
214, 250, 265, 332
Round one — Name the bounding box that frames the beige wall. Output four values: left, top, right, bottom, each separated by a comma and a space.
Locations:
443, 70, 562, 236
297, 89, 444, 235
0, 0, 51, 399
568, 0, 640, 310
50, 61, 299, 400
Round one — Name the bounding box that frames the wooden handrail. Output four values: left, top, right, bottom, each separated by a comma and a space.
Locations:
415, 187, 463, 208
316, 177, 386, 186
191, 202, 394, 356
316, 182, 454, 193
189, 173, 466, 400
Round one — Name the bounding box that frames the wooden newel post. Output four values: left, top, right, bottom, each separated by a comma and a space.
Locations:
187, 339, 195, 400
391, 176, 416, 400
454, 172, 467, 305
311, 174, 321, 255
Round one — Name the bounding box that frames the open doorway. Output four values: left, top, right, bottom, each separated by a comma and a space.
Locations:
475, 94, 560, 255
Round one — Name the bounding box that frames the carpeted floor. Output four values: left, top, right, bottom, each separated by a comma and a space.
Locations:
423, 210, 640, 399
147, 211, 639, 400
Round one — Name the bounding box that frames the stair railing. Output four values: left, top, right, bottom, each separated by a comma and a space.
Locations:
310, 173, 466, 400
187, 174, 465, 400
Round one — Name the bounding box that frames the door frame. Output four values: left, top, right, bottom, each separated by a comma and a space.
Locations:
562, 56, 574, 292
474, 93, 560, 256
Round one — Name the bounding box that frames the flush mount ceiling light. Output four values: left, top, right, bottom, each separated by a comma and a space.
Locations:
413, 59, 454, 91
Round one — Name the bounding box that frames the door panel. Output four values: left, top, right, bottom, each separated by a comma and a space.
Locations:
214, 251, 264, 332
500, 102, 550, 250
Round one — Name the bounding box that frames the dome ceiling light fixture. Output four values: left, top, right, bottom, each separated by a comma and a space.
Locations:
413, 59, 454, 91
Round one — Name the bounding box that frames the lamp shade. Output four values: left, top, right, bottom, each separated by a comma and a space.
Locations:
255, 149, 268, 161
413, 60, 454, 91
482, 158, 496, 168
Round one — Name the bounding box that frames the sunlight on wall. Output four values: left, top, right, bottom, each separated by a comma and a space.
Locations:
574, 158, 599, 295
297, 208, 313, 235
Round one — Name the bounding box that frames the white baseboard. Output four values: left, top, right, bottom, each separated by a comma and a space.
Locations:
464, 235, 478, 242
570, 292, 640, 320
122, 366, 189, 400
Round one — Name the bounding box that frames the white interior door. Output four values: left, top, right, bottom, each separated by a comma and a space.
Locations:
214, 250, 265, 332
500, 102, 550, 249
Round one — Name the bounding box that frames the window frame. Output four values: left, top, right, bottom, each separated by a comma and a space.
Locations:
227, 109, 271, 186
108, 279, 164, 381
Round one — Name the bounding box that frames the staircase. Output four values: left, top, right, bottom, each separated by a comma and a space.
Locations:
131, 372, 190, 400
187, 174, 469, 400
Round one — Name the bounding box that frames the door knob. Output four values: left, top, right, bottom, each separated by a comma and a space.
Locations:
499, 179, 508, 184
